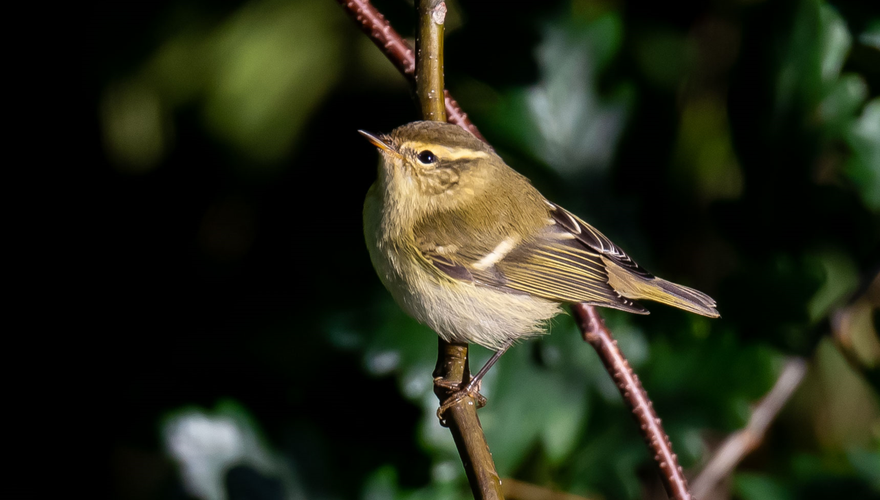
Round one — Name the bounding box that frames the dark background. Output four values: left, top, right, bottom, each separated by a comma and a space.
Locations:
90, 0, 879, 499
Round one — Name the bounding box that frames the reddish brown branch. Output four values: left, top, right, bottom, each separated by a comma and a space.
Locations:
336, 0, 484, 139
337, 0, 414, 77
572, 304, 692, 500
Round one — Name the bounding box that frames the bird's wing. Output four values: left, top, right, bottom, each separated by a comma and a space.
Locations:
413, 201, 650, 314
545, 202, 653, 279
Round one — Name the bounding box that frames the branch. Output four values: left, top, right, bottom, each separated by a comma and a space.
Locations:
571, 304, 692, 500
416, 1, 503, 498
433, 340, 505, 499
415, 0, 447, 121
690, 358, 807, 498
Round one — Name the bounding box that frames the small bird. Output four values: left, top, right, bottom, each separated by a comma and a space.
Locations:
361, 121, 718, 389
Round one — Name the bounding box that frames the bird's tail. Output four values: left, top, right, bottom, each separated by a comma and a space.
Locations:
605, 259, 720, 318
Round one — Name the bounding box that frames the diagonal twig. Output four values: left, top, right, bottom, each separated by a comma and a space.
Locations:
690, 358, 808, 499
572, 304, 692, 500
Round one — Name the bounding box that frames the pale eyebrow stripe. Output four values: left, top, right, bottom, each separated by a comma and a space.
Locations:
404, 142, 491, 161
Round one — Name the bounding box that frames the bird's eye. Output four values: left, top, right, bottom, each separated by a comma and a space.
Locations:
417, 150, 437, 164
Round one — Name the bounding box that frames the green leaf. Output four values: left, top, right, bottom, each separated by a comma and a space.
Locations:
847, 448, 880, 492
818, 74, 868, 130
843, 99, 880, 211
200, 0, 344, 164
817, 4, 851, 85
484, 12, 632, 176
859, 20, 880, 50
735, 473, 795, 500
806, 248, 859, 322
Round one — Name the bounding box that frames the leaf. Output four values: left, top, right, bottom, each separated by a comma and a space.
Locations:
843, 99, 880, 211
735, 473, 795, 500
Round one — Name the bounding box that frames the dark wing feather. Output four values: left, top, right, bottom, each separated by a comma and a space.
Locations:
423, 252, 474, 282
547, 202, 653, 279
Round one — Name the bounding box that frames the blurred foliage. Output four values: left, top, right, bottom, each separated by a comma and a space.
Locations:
94, 0, 880, 499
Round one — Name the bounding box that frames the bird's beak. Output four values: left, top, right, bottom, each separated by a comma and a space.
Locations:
358, 130, 399, 156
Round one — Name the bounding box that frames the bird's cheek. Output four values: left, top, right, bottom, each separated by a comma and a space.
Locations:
396, 160, 415, 179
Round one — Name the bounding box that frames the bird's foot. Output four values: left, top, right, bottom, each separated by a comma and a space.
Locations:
433, 377, 487, 425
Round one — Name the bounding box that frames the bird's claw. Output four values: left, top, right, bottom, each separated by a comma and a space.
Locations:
433, 377, 487, 425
